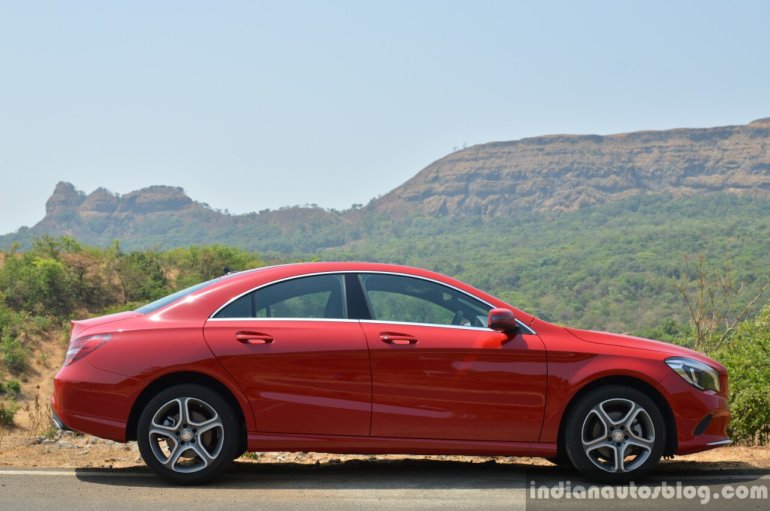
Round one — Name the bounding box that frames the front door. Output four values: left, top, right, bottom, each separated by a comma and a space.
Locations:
355, 273, 547, 442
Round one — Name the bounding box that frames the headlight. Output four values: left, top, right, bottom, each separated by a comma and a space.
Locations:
665, 357, 720, 392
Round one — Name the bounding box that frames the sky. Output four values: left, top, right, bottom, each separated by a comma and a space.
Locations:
1, 0, 769, 234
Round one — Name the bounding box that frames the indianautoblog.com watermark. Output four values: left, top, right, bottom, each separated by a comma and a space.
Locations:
528, 480, 768, 505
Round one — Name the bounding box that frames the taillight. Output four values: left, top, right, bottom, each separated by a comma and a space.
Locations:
64, 334, 112, 366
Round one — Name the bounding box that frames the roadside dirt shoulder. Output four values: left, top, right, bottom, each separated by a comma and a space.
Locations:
1, 429, 769, 471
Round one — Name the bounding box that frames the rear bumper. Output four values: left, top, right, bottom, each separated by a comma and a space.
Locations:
52, 361, 141, 442
51, 407, 72, 432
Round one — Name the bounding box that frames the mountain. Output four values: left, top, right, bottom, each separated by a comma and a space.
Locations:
4, 182, 352, 251
369, 117, 770, 217
2, 118, 770, 251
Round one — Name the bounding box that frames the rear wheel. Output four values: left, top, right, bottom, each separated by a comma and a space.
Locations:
564, 385, 665, 483
137, 384, 240, 484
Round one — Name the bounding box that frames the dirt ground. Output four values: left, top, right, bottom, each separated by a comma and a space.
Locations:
1, 427, 769, 471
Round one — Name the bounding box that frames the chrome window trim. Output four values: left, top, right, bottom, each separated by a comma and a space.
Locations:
359, 318, 530, 334
207, 269, 537, 335
207, 316, 535, 335
207, 317, 360, 324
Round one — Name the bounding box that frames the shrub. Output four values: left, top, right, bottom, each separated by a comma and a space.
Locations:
4, 379, 20, 397
716, 305, 770, 445
169, 245, 261, 288
0, 254, 76, 316
1, 336, 28, 374
0, 401, 18, 426
114, 251, 169, 303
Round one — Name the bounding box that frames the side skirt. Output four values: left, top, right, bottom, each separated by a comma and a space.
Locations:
247, 432, 557, 457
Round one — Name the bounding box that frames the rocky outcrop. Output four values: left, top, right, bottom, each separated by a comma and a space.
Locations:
45, 182, 85, 217
5, 182, 346, 250
120, 186, 193, 214
78, 188, 120, 217
368, 118, 770, 217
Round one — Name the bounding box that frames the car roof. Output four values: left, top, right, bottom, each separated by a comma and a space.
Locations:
150, 261, 533, 325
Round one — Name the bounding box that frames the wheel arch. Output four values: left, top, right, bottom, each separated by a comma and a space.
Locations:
555, 375, 678, 458
126, 371, 248, 454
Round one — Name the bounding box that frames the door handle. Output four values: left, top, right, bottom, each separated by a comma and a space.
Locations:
235, 331, 274, 344
379, 332, 418, 345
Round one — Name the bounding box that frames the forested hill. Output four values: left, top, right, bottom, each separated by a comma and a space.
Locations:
1, 117, 769, 251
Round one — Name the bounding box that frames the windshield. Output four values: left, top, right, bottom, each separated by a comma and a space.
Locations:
135, 278, 220, 314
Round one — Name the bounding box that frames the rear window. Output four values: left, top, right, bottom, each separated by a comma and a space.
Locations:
136, 279, 219, 314
214, 274, 345, 319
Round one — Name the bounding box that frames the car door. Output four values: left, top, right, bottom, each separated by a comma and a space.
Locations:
203, 273, 371, 436
354, 272, 547, 442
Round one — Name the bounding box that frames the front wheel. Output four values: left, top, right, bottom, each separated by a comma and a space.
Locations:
564, 385, 666, 483
137, 384, 240, 484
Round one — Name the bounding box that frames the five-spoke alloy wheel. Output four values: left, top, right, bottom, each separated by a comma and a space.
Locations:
564, 385, 666, 483
137, 384, 240, 484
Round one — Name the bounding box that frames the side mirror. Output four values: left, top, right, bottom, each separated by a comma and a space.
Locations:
488, 308, 518, 334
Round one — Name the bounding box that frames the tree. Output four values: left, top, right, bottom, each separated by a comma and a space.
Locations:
716, 305, 770, 444
677, 256, 770, 352
114, 252, 169, 304
169, 245, 261, 288
0, 254, 76, 316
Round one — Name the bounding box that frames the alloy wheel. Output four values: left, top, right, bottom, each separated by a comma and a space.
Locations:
148, 397, 225, 474
580, 398, 655, 473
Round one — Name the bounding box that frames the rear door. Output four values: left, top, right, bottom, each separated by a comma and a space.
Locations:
203, 274, 371, 436
354, 272, 547, 442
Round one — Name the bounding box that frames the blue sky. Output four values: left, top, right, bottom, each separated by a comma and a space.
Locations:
1, 0, 769, 234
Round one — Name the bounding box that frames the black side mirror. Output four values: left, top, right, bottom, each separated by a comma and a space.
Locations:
488, 308, 518, 334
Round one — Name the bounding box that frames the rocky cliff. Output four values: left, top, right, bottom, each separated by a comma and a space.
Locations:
369, 117, 770, 217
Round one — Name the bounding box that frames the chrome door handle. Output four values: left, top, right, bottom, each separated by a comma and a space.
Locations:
379, 333, 418, 345
235, 331, 274, 344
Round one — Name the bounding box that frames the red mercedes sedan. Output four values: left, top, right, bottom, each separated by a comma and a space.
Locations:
52, 262, 730, 484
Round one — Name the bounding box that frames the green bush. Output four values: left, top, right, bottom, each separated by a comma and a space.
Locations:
168, 245, 260, 289
716, 305, 770, 445
1, 336, 28, 374
4, 379, 20, 397
114, 251, 169, 303
0, 254, 76, 316
0, 401, 18, 426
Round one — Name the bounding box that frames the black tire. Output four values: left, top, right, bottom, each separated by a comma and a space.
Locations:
564, 385, 666, 483
137, 384, 240, 485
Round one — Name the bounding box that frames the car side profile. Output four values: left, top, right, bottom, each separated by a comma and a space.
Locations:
52, 262, 730, 484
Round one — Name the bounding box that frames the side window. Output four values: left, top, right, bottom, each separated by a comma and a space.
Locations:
359, 274, 491, 327
215, 293, 253, 318
214, 274, 346, 319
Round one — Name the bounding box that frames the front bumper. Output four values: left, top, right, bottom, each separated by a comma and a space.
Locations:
662, 371, 731, 455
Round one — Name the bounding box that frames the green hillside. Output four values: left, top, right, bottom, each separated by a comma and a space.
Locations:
3, 192, 768, 335
325, 193, 770, 334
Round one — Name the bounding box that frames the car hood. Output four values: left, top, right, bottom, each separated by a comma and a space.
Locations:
566, 327, 723, 369
71, 311, 142, 339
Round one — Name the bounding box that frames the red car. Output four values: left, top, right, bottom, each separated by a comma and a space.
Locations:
52, 262, 730, 484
